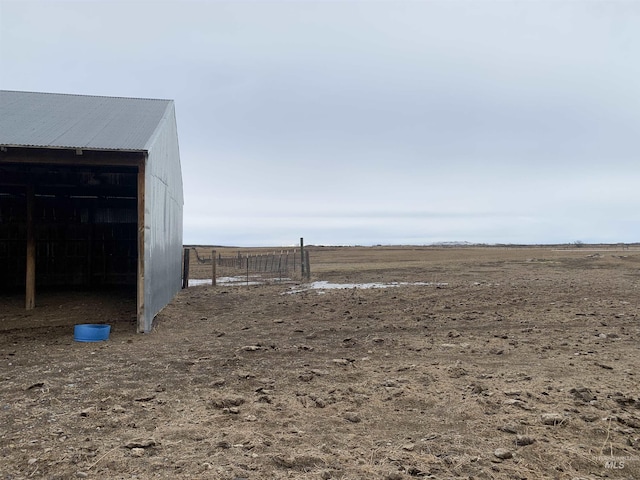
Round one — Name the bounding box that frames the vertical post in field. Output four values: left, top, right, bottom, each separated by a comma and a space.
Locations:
211, 249, 217, 286
305, 250, 311, 280
182, 248, 190, 289
300, 237, 305, 279
25, 184, 36, 310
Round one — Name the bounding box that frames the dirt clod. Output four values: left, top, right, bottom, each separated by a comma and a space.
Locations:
124, 438, 157, 449
494, 448, 513, 459
343, 412, 361, 423
130, 448, 145, 457
541, 413, 564, 425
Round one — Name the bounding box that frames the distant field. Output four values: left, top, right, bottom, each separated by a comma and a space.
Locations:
189, 243, 640, 280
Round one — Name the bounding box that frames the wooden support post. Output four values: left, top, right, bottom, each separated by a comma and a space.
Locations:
305, 250, 311, 280
212, 249, 217, 286
87, 208, 94, 285
182, 248, 190, 289
137, 160, 146, 333
25, 184, 36, 310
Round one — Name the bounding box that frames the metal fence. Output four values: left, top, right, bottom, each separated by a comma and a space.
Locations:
218, 250, 298, 272
182, 247, 310, 288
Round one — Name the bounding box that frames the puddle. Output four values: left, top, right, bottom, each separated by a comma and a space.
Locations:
189, 277, 447, 291
286, 281, 448, 294
188, 276, 291, 287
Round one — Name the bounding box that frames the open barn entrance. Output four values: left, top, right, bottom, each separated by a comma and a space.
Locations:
0, 150, 142, 331
2, 91, 184, 333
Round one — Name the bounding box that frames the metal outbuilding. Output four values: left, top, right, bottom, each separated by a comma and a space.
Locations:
0, 90, 184, 332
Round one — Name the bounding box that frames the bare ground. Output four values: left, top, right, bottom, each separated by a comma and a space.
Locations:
1, 246, 640, 479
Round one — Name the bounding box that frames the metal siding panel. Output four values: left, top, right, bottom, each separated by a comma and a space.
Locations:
0, 90, 171, 151
142, 106, 183, 332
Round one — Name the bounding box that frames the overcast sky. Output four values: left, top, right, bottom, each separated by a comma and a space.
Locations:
1, 0, 639, 246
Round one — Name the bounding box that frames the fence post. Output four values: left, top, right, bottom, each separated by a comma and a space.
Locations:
305, 250, 311, 280
212, 249, 216, 286
182, 248, 190, 289
300, 238, 305, 279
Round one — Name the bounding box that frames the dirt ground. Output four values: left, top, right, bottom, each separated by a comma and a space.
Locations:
2, 245, 640, 479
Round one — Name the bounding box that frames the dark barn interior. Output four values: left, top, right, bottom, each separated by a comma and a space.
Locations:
0, 149, 142, 299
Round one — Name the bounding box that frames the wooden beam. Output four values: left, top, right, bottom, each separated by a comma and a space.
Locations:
25, 184, 36, 310
0, 147, 144, 167
136, 158, 146, 333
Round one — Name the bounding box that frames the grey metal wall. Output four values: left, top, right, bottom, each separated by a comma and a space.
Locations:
142, 103, 184, 332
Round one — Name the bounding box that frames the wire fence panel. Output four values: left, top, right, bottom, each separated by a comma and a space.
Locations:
216, 250, 300, 280
192, 249, 212, 264
184, 247, 310, 287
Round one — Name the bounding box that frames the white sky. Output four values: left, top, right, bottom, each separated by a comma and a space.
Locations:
1, 0, 639, 246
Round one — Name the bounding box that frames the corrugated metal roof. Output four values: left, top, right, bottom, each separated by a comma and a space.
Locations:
0, 90, 173, 152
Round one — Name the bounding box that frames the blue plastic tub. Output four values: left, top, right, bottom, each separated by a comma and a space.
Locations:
74, 324, 111, 342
